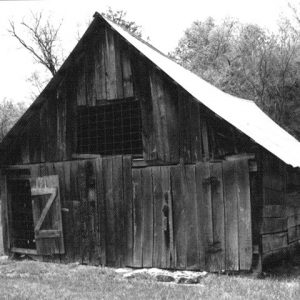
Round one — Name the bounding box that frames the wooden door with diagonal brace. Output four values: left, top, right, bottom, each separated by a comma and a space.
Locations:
30, 175, 64, 255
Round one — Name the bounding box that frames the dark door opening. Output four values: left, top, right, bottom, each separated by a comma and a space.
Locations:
8, 179, 36, 250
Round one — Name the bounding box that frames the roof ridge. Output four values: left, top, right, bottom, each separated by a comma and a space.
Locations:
94, 12, 173, 60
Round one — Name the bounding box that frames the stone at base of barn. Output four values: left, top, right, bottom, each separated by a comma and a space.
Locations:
115, 268, 208, 284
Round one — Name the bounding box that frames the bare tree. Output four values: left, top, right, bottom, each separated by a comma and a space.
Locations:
26, 71, 49, 100
8, 11, 64, 77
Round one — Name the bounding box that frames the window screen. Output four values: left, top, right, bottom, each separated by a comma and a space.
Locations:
77, 99, 143, 156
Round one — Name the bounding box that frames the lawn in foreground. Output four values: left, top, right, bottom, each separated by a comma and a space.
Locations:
0, 259, 299, 300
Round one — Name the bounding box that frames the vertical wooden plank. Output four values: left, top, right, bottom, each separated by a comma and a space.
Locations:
57, 88, 67, 161
65, 65, 78, 159
21, 132, 30, 164
0, 174, 10, 253
76, 58, 86, 106
152, 166, 163, 268
141, 167, 153, 267
30, 164, 40, 178
28, 116, 39, 163
190, 101, 202, 162
114, 33, 124, 99
160, 166, 173, 268
31, 184, 52, 256
121, 44, 134, 98
105, 27, 117, 100
149, 70, 180, 163
185, 165, 199, 270
39, 102, 47, 162
46, 162, 55, 176
123, 156, 133, 266
112, 156, 124, 267
86, 159, 99, 265
52, 162, 68, 262
149, 70, 179, 163
46, 94, 58, 161
154, 164, 173, 268
77, 160, 89, 264
34, 165, 54, 259
209, 163, 225, 272
201, 115, 210, 161
95, 157, 106, 266
164, 81, 179, 163
70, 161, 81, 262
102, 157, 116, 266
236, 159, 252, 270
94, 29, 107, 101
195, 162, 212, 270
186, 98, 192, 163
178, 90, 191, 163
131, 57, 156, 160
62, 161, 74, 263
170, 165, 187, 269
132, 168, 143, 267
223, 161, 239, 271
85, 40, 96, 106
46, 174, 65, 257
150, 69, 167, 161
165, 167, 174, 269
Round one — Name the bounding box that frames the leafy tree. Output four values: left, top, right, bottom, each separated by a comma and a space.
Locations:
171, 17, 300, 138
102, 7, 144, 39
0, 99, 27, 142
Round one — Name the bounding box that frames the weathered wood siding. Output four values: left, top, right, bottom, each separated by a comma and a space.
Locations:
2, 21, 252, 167
258, 151, 300, 262
2, 156, 252, 271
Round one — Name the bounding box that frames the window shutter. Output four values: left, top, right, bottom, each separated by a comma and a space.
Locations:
30, 175, 64, 255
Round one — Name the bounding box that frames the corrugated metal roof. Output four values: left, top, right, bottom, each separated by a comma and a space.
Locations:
103, 15, 300, 168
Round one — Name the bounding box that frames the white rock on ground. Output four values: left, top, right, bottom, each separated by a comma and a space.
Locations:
118, 268, 207, 284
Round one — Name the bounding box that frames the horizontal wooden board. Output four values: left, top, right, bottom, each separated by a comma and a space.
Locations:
263, 205, 286, 218
264, 188, 285, 205
262, 232, 288, 253
288, 225, 300, 244
286, 192, 300, 207
287, 214, 300, 228
286, 206, 300, 217
261, 218, 287, 234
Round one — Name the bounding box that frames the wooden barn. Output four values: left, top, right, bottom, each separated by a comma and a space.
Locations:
1, 12, 300, 272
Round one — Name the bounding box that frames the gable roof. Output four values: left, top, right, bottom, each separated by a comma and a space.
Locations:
2, 12, 300, 168
100, 13, 300, 168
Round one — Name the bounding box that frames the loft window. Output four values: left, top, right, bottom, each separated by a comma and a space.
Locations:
77, 99, 143, 156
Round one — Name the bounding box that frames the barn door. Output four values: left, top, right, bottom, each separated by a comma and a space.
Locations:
30, 175, 64, 255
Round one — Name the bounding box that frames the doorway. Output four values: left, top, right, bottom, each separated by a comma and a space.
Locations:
8, 179, 36, 250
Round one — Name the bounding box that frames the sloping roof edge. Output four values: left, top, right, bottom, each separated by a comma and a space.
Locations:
2, 12, 300, 168
98, 13, 300, 168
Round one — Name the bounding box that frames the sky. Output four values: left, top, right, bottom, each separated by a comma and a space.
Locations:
0, 0, 297, 104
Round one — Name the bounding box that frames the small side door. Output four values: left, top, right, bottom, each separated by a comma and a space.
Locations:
30, 175, 64, 255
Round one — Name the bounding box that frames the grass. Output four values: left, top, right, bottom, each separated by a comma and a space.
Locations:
0, 203, 3, 256
0, 259, 299, 299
